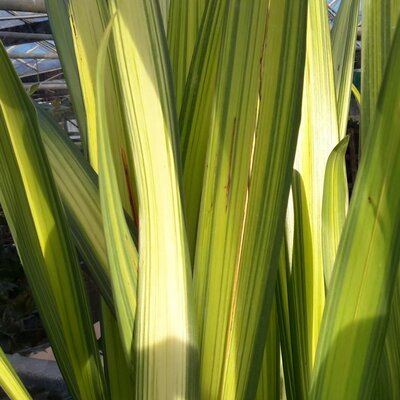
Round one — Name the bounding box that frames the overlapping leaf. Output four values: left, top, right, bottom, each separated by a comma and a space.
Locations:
331, 0, 361, 139
96, 19, 138, 370
0, 42, 106, 400
286, 1, 339, 394
192, 1, 307, 398
108, 1, 198, 397
311, 20, 400, 399
38, 106, 114, 309
321, 137, 349, 288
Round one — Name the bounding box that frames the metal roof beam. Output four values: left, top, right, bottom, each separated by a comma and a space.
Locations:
0, 0, 46, 13
0, 13, 47, 21
8, 51, 58, 59
0, 31, 51, 40
23, 81, 67, 90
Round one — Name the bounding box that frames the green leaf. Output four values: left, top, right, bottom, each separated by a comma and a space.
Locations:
167, 0, 207, 111
58, 0, 108, 168
107, 2, 198, 397
0, 42, 106, 400
352, 83, 361, 106
38, 106, 114, 310
44, 0, 88, 156
0, 347, 31, 400
331, 0, 361, 140
158, 0, 170, 31
287, 171, 313, 399
48, 0, 135, 219
100, 301, 135, 399
291, 0, 339, 377
374, 277, 400, 399
27, 83, 40, 96
310, 19, 400, 399
256, 301, 280, 400
96, 16, 137, 367
361, 5, 400, 397
192, 1, 307, 398
179, 0, 225, 257
276, 238, 295, 400
322, 136, 349, 288
361, 0, 400, 149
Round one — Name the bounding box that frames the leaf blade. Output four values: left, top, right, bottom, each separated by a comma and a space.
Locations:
0, 42, 106, 400
311, 19, 400, 399
0, 348, 31, 400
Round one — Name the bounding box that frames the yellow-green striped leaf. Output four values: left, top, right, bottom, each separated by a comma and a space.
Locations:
322, 136, 349, 288
158, 0, 170, 31
108, 2, 198, 397
44, 0, 88, 156
361, 5, 400, 397
276, 238, 295, 400
0, 42, 106, 400
96, 18, 137, 367
292, 0, 339, 378
193, 1, 307, 398
311, 20, 400, 399
47, 0, 135, 219
374, 277, 400, 399
331, 0, 361, 139
38, 106, 114, 309
288, 171, 313, 399
256, 302, 280, 400
168, 0, 207, 111
0, 347, 31, 400
179, 0, 224, 257
352, 83, 361, 106
361, 0, 400, 148
100, 301, 135, 399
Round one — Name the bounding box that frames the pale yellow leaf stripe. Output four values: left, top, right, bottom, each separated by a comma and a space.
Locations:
0, 348, 31, 400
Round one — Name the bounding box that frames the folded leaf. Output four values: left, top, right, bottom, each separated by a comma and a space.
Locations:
292, 0, 339, 379
322, 136, 349, 288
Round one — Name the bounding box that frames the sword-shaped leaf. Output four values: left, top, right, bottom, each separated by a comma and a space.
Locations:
44, 0, 88, 156
256, 302, 280, 400
100, 301, 135, 399
311, 20, 400, 399
331, 0, 361, 140
0, 347, 31, 400
291, 1, 339, 385
96, 17, 138, 367
38, 106, 114, 309
322, 136, 349, 288
0, 42, 106, 400
276, 238, 295, 400
374, 279, 400, 399
193, 1, 307, 398
361, 0, 400, 148
167, 0, 207, 110
47, 0, 134, 217
179, 0, 224, 256
108, 1, 198, 397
